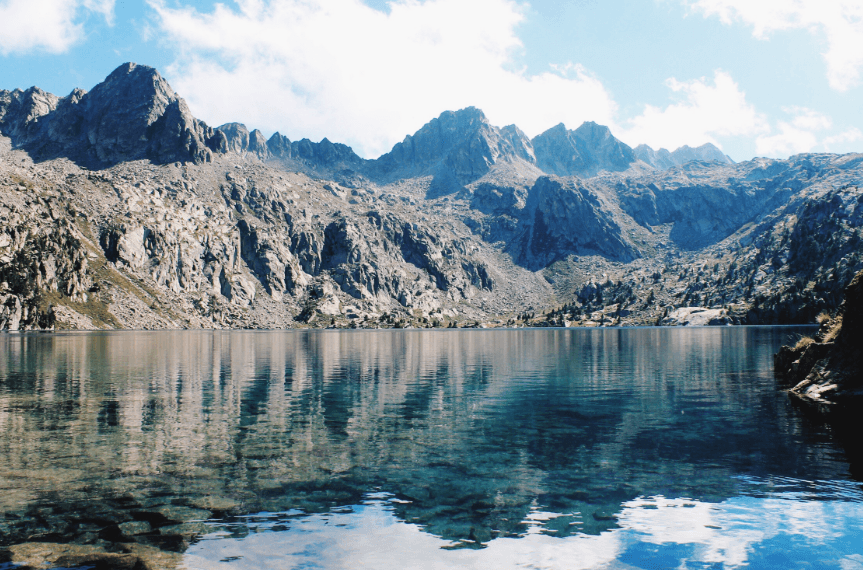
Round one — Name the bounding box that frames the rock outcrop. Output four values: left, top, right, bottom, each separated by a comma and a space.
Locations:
0, 193, 91, 331
774, 269, 863, 404
661, 307, 731, 326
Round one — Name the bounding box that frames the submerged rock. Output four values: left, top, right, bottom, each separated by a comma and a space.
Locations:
3, 541, 185, 570
5, 542, 138, 570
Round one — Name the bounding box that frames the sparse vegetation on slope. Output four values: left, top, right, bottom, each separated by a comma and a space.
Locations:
1, 63, 862, 331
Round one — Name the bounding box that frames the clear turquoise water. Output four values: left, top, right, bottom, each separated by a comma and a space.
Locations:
0, 327, 861, 569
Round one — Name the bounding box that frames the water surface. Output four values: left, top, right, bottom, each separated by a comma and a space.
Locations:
0, 327, 861, 569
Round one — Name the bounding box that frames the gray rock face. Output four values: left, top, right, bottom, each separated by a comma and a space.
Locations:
615, 173, 775, 250
470, 182, 528, 215
532, 122, 636, 177
0, 63, 226, 168
219, 123, 269, 159
266, 132, 292, 159
266, 135, 365, 188
0, 213, 90, 330
519, 176, 638, 268
238, 218, 307, 300
291, 137, 363, 166
634, 144, 675, 170
501, 124, 536, 163
261, 131, 366, 175
0, 87, 60, 142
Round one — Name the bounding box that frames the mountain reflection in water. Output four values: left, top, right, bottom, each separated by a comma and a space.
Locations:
0, 328, 861, 569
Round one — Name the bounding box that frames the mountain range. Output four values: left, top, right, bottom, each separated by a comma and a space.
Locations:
0, 62, 859, 331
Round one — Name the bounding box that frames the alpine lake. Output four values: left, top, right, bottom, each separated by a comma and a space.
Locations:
0, 327, 861, 569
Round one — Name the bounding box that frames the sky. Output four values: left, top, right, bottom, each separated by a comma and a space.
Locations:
1, 0, 862, 161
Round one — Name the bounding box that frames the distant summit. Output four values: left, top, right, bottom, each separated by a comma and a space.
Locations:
635, 142, 734, 170
219, 122, 269, 159
370, 107, 538, 195
531, 122, 637, 178
0, 63, 226, 168
0, 62, 736, 178
218, 122, 364, 171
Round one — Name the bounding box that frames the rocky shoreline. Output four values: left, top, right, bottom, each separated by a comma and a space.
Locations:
774, 269, 863, 404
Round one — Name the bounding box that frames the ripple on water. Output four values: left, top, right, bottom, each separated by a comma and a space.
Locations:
0, 327, 860, 569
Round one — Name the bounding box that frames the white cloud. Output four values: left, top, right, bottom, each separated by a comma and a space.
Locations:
618, 70, 769, 151
183, 494, 863, 570
0, 0, 115, 55
148, 0, 862, 161
785, 105, 833, 131
755, 106, 861, 157
149, 0, 618, 158
756, 126, 818, 158
822, 127, 863, 148
83, 0, 115, 24
687, 0, 863, 91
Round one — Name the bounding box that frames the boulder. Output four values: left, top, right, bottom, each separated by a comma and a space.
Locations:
661, 307, 731, 326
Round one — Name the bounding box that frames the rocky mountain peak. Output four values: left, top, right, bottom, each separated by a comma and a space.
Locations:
574, 121, 612, 140
500, 124, 536, 163
381, 106, 493, 168
0, 62, 227, 168
532, 121, 636, 177
374, 107, 537, 193
0, 87, 61, 141
94, 62, 177, 112
634, 144, 674, 170
671, 143, 733, 166
218, 122, 269, 159
266, 132, 292, 159
441, 105, 489, 127
635, 142, 734, 170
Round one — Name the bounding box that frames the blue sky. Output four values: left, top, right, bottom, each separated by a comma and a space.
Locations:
1, 0, 862, 161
